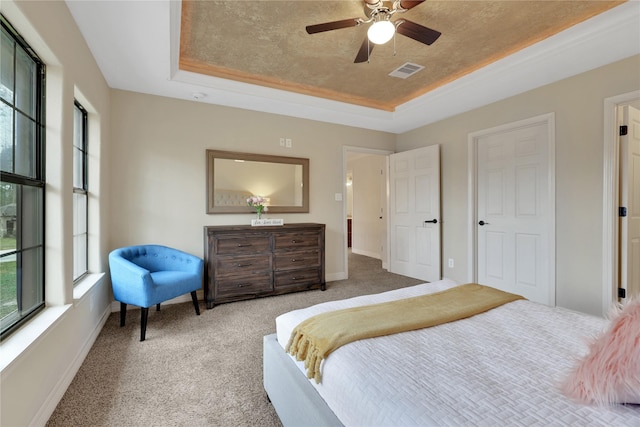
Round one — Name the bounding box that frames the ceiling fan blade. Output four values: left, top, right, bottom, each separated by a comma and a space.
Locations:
306, 18, 361, 34
396, 19, 441, 45
354, 37, 374, 63
398, 1, 425, 10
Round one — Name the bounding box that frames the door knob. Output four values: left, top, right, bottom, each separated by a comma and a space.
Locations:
424, 219, 438, 224
478, 220, 489, 226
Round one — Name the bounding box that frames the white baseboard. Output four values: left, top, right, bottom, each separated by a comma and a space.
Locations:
351, 248, 382, 260
326, 272, 347, 282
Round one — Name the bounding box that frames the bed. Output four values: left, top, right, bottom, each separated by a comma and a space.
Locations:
263, 279, 640, 426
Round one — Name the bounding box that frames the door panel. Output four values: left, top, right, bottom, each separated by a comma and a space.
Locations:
485, 231, 506, 281
486, 170, 505, 216
394, 178, 409, 213
416, 227, 433, 267
415, 175, 433, 213
515, 233, 538, 286
395, 226, 411, 262
516, 166, 538, 216
389, 145, 441, 282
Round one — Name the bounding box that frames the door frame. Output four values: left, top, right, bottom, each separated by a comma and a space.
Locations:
602, 90, 640, 315
342, 146, 393, 279
467, 113, 556, 305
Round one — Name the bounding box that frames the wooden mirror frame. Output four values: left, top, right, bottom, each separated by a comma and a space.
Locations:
206, 149, 310, 214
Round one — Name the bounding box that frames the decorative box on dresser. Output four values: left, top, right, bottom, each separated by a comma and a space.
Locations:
203, 223, 325, 309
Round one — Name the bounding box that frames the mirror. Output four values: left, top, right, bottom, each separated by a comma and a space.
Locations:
206, 149, 309, 214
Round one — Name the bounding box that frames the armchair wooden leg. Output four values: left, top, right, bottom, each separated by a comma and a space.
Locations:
156, 303, 161, 311
191, 291, 200, 315
120, 302, 127, 327
140, 307, 149, 342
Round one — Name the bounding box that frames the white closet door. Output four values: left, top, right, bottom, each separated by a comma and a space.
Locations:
477, 121, 552, 305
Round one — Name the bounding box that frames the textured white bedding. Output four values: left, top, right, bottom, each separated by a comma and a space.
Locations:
275, 279, 640, 426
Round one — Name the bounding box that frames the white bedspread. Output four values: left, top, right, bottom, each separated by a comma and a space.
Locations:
275, 279, 640, 426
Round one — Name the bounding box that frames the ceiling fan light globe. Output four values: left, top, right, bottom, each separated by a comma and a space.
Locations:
368, 20, 395, 45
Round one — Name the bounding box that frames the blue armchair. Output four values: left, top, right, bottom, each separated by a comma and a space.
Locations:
109, 245, 203, 341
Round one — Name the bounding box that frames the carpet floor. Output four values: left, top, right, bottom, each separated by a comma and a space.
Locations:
46, 252, 422, 426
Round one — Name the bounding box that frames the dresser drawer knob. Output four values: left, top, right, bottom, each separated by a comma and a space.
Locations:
291, 259, 297, 262
237, 243, 252, 247
236, 263, 251, 267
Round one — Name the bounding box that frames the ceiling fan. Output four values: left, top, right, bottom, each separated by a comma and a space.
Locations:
305, 0, 441, 63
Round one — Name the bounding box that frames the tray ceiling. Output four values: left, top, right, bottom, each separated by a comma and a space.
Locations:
179, 1, 623, 111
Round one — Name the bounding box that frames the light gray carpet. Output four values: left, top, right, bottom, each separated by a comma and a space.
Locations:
46, 252, 422, 426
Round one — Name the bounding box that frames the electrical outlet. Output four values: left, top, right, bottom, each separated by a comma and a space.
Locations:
448, 258, 454, 268
285, 138, 292, 148
279, 138, 285, 147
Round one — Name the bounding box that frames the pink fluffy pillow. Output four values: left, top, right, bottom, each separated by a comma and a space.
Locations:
561, 297, 640, 405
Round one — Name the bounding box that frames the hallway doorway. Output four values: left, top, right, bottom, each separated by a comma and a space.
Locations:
343, 146, 392, 278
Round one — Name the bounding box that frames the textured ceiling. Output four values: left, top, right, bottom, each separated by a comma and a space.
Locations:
179, 0, 623, 111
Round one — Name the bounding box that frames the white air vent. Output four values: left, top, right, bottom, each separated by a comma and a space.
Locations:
389, 62, 425, 79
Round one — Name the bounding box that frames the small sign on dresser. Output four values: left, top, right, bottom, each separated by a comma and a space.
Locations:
251, 218, 284, 226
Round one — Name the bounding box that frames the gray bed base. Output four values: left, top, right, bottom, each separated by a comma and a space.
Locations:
263, 334, 344, 427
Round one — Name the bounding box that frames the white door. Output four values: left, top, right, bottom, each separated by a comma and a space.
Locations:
389, 145, 441, 282
620, 105, 640, 300
476, 120, 553, 305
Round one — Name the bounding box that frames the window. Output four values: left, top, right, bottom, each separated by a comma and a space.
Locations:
0, 15, 46, 339
73, 101, 87, 281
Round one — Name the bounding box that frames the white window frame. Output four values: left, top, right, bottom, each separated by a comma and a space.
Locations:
72, 100, 88, 282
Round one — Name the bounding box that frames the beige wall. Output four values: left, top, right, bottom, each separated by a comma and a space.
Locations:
0, 1, 112, 426
397, 55, 640, 316
108, 90, 396, 281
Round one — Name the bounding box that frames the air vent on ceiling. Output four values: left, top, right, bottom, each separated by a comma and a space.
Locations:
389, 62, 425, 79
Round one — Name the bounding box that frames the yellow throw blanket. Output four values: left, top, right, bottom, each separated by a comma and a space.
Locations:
286, 283, 524, 383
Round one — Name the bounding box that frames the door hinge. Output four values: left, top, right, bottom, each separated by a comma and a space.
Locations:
618, 288, 626, 298
619, 207, 627, 217
620, 125, 628, 136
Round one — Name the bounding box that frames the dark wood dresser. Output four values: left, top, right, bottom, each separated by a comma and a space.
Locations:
203, 223, 325, 309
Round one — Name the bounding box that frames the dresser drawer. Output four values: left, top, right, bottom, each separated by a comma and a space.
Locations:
275, 268, 321, 288
214, 235, 270, 255
215, 273, 273, 298
274, 250, 320, 271
214, 254, 271, 277
273, 231, 319, 251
